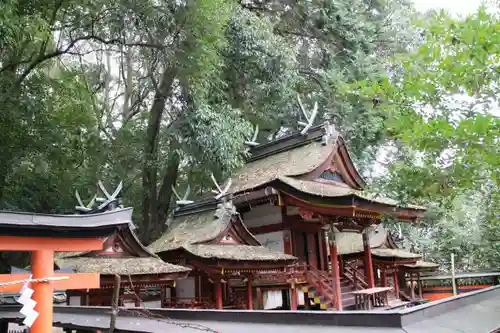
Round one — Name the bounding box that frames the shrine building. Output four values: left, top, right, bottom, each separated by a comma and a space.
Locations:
150, 122, 437, 311
55, 181, 191, 307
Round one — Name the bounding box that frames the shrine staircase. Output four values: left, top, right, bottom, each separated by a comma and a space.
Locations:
300, 261, 404, 311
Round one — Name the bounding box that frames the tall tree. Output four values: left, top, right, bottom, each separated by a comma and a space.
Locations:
352, 6, 500, 270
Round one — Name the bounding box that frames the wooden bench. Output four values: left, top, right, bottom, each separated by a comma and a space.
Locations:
351, 287, 392, 310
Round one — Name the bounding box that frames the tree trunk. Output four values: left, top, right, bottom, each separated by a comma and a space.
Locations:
155, 151, 181, 238
142, 66, 177, 242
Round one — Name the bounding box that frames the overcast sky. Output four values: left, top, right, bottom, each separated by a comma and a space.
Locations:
412, 0, 483, 15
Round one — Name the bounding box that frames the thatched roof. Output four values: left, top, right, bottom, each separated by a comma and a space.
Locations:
149, 203, 297, 262
184, 244, 296, 261
232, 141, 332, 194
148, 204, 236, 254
276, 177, 426, 210
55, 219, 190, 276
56, 257, 190, 275
402, 261, 439, 270
371, 248, 421, 260
336, 225, 388, 255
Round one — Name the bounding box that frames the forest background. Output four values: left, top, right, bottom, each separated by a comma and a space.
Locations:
0, 0, 498, 272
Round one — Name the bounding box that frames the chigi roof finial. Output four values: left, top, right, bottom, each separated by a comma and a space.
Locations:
297, 94, 318, 135
74, 180, 124, 214
172, 184, 194, 207
244, 124, 260, 147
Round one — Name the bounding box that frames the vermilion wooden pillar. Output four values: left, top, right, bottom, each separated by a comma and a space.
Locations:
393, 269, 400, 297
328, 234, 342, 310
306, 233, 317, 269
31, 250, 54, 333
409, 273, 415, 299
290, 287, 298, 310
215, 279, 223, 309
256, 287, 263, 309
134, 288, 141, 307
362, 232, 375, 288
417, 272, 423, 299
317, 231, 325, 271
247, 278, 253, 310
281, 206, 293, 256
381, 269, 388, 287
0, 236, 103, 333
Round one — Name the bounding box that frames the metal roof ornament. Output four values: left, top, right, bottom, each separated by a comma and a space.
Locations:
297, 94, 318, 135
210, 173, 232, 201
75, 191, 97, 213
172, 184, 194, 206
95, 180, 123, 211
244, 124, 260, 147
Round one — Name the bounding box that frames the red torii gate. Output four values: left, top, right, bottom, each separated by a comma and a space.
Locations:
0, 208, 134, 333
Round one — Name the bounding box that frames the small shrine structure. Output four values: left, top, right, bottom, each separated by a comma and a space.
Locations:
55, 181, 190, 307
334, 224, 438, 305
149, 181, 298, 310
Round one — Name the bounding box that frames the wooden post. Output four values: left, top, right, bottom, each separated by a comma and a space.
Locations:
329, 226, 342, 310
393, 269, 399, 297
281, 206, 293, 255
134, 287, 141, 307
410, 273, 415, 299
31, 250, 54, 333
160, 286, 166, 308
362, 232, 375, 288
171, 285, 177, 305
317, 231, 325, 271
451, 253, 457, 296
290, 286, 298, 310
417, 272, 423, 299
304, 292, 310, 309
215, 278, 223, 309
306, 233, 317, 269
109, 275, 121, 333
339, 256, 345, 276
247, 277, 253, 310
256, 287, 263, 309
381, 269, 387, 287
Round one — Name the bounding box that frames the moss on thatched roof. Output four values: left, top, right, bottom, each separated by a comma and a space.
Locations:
149, 203, 297, 262
402, 261, 439, 269
371, 248, 421, 260
56, 257, 190, 275
148, 204, 234, 254
184, 244, 296, 262
232, 141, 331, 194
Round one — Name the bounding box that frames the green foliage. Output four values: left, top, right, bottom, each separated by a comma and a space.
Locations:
357, 7, 500, 270
0, 0, 426, 246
